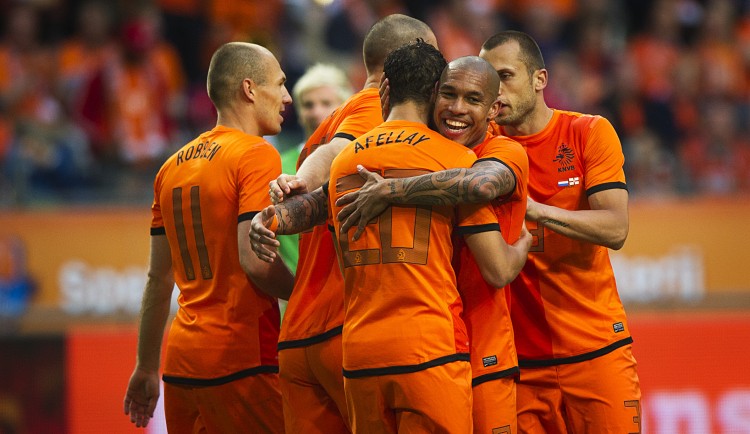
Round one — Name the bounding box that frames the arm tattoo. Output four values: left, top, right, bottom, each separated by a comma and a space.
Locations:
541, 218, 570, 228
275, 188, 328, 234
387, 161, 516, 206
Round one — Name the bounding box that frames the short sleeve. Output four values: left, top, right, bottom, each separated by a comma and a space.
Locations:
583, 117, 626, 194
150, 163, 167, 233
332, 91, 382, 141
238, 142, 282, 219
455, 202, 500, 235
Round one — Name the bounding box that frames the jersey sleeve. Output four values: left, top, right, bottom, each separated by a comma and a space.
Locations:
475, 136, 529, 202
238, 142, 282, 219
150, 163, 167, 234
582, 116, 627, 195
332, 97, 382, 141
454, 202, 500, 235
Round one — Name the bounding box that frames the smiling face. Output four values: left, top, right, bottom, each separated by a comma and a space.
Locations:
479, 40, 539, 131
433, 63, 500, 148
254, 54, 292, 136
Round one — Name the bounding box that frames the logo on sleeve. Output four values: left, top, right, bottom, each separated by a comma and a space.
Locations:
482, 355, 498, 367
613, 322, 625, 333
554, 143, 576, 173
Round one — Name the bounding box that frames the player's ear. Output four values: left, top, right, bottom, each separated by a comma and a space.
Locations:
533, 68, 548, 92
242, 78, 256, 102
487, 97, 501, 122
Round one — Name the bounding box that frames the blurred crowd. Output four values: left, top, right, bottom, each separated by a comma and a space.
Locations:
1, 0, 749, 206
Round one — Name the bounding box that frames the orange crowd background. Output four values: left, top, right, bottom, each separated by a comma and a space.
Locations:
1, 0, 749, 206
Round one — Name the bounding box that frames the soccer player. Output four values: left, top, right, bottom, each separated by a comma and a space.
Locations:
334, 30, 641, 434
272, 15, 440, 434
334, 56, 529, 433
277, 63, 354, 272
123, 42, 294, 433
480, 30, 641, 434
251, 40, 530, 434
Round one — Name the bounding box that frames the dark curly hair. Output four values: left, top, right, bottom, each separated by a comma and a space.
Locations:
383, 39, 447, 108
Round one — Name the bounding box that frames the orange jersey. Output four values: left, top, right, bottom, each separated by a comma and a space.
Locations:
454, 131, 529, 384
278, 87, 382, 348
328, 120, 500, 376
151, 125, 282, 382
497, 110, 630, 364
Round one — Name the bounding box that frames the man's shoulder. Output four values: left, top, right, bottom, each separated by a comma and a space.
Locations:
338, 88, 381, 114
554, 109, 609, 130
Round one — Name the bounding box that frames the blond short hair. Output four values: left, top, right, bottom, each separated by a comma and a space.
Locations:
292, 63, 354, 114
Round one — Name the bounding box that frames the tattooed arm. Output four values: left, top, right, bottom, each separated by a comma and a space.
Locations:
336, 160, 515, 240
525, 189, 629, 250
250, 187, 328, 262
385, 159, 515, 206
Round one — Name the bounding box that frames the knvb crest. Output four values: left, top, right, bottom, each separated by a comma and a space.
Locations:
554, 143, 575, 173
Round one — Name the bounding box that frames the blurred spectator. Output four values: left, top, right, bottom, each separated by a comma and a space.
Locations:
157, 0, 208, 83
56, 1, 118, 116
514, 0, 575, 63
208, 0, 284, 48
56, 0, 118, 173
323, 0, 407, 87
694, 0, 745, 100
1, 0, 750, 204
427, 0, 499, 61
292, 63, 354, 140
0, 3, 94, 203
0, 235, 35, 318
78, 5, 187, 199
679, 99, 750, 195
624, 0, 681, 150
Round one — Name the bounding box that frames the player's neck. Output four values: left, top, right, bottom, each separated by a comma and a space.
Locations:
385, 101, 429, 125
362, 72, 383, 90
216, 109, 259, 137
506, 104, 553, 137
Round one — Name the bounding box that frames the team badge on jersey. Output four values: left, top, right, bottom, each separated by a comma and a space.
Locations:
554, 142, 576, 173
557, 177, 580, 187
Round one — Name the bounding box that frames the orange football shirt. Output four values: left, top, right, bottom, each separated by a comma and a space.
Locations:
151, 125, 282, 382
328, 120, 500, 376
453, 131, 529, 384
278, 87, 382, 348
498, 110, 631, 365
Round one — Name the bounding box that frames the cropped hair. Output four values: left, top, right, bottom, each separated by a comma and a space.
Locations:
482, 30, 545, 75
383, 39, 447, 107
363, 14, 435, 75
207, 42, 267, 109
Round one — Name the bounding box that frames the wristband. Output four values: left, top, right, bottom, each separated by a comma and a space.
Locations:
268, 213, 279, 233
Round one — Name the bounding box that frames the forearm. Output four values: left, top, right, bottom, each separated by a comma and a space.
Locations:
530, 203, 628, 249
275, 187, 329, 234
295, 138, 349, 191
135, 279, 173, 372
247, 258, 294, 300
386, 163, 514, 206
506, 231, 532, 278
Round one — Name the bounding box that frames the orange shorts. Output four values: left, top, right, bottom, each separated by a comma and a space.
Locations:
473, 376, 516, 434
278, 334, 349, 434
343, 360, 473, 434
163, 373, 283, 433
517, 344, 642, 434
